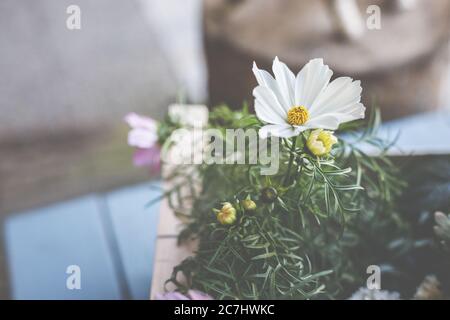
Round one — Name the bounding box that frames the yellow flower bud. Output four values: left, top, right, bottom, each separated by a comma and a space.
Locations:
241, 199, 257, 211
216, 202, 237, 225
306, 129, 338, 156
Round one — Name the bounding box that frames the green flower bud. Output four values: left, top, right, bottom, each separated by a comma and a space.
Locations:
216, 202, 237, 225
260, 187, 278, 203
242, 199, 257, 211
306, 129, 338, 157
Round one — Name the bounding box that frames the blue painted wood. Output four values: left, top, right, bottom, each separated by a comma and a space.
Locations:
104, 182, 162, 300
343, 111, 450, 156
4, 196, 122, 299
380, 111, 450, 155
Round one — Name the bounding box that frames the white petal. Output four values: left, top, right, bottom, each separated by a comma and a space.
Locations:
254, 100, 280, 124
272, 57, 296, 109
293, 126, 309, 134
128, 128, 158, 148
309, 77, 362, 117
253, 86, 287, 124
306, 103, 365, 130
253, 62, 276, 88
327, 102, 366, 122
295, 58, 333, 108
305, 114, 341, 130
125, 112, 157, 130
253, 62, 290, 111
259, 124, 297, 138
305, 76, 365, 129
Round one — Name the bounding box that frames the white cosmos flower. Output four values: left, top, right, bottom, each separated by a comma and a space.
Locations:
253, 57, 365, 138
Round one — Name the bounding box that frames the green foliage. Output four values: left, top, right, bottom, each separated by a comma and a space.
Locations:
159, 105, 406, 299
157, 114, 181, 145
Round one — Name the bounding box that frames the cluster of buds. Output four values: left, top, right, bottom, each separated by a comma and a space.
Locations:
214, 197, 258, 225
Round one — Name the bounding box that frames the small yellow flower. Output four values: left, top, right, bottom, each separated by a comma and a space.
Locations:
306, 129, 338, 156
241, 199, 257, 211
216, 202, 237, 225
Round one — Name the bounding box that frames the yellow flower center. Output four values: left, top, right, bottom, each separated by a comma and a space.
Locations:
287, 106, 309, 126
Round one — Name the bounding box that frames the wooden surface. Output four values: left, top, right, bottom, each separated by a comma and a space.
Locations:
0, 0, 203, 298
351, 111, 450, 156
3, 182, 161, 299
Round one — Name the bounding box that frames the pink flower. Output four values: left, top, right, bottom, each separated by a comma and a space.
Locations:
125, 113, 158, 148
155, 290, 213, 300
125, 113, 160, 173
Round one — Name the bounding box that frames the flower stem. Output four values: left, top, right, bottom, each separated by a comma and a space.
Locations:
283, 136, 298, 186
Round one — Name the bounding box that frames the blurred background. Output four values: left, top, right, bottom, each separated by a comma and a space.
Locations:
0, 0, 449, 299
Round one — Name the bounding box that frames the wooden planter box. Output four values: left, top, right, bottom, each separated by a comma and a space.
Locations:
149, 194, 198, 299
